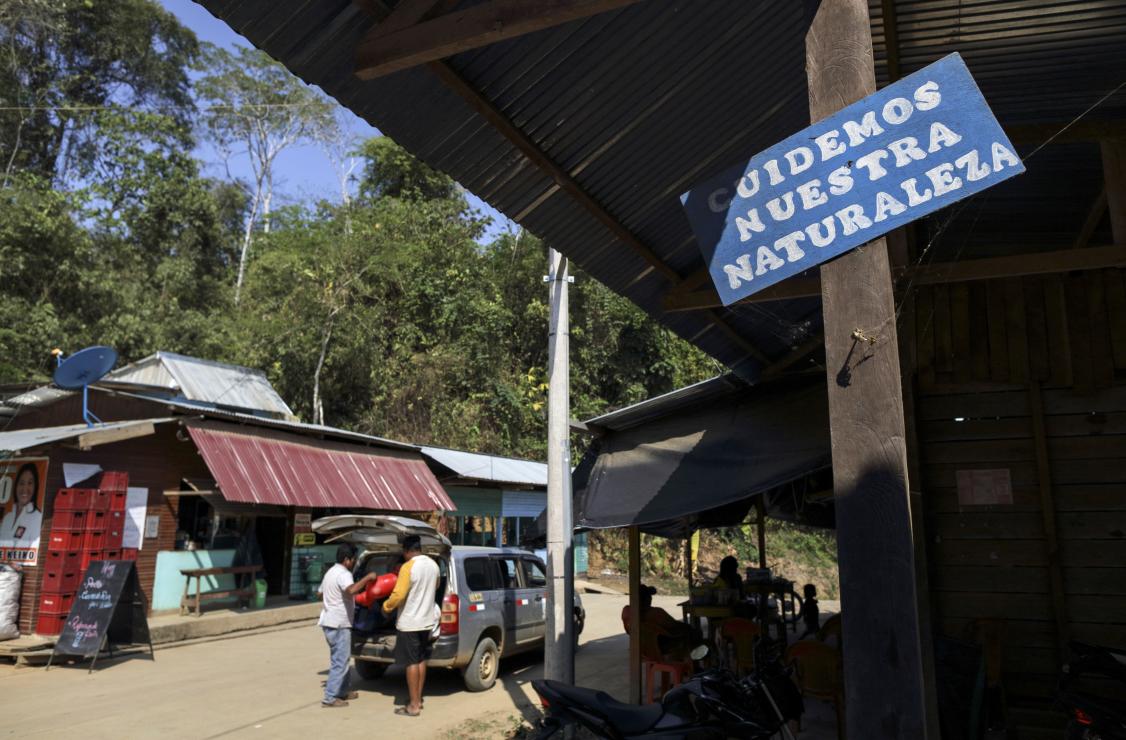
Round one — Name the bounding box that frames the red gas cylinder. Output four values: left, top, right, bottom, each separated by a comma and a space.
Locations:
355, 573, 397, 608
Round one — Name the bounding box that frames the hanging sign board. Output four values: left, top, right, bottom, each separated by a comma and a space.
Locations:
48, 560, 153, 672
680, 53, 1024, 306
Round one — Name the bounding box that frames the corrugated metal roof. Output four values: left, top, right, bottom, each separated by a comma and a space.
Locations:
0, 419, 175, 454
195, 0, 1126, 376
187, 422, 455, 511
106, 352, 295, 418
117, 391, 420, 452
584, 374, 751, 432
421, 446, 547, 488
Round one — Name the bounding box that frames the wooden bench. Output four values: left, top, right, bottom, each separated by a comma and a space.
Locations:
180, 565, 264, 617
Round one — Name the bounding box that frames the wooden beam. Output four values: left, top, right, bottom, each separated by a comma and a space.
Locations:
1028, 380, 1070, 658
808, 2, 927, 738
880, 0, 901, 83
72, 421, 155, 450
369, 0, 448, 38
356, 0, 647, 79
663, 245, 1126, 312
627, 526, 642, 704
1103, 139, 1126, 243
1073, 188, 1108, 249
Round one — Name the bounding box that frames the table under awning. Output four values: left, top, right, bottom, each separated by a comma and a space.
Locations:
573, 375, 831, 537
186, 421, 455, 512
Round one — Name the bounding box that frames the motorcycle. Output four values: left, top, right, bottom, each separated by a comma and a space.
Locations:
531, 646, 803, 739
1058, 641, 1126, 740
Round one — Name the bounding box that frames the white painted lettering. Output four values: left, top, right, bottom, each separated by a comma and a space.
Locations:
765, 192, 796, 222
814, 130, 846, 160
796, 179, 829, 210
773, 231, 807, 262
913, 81, 941, 111
736, 170, 760, 199
763, 158, 785, 186
805, 216, 837, 248
708, 188, 731, 213
991, 142, 1020, 171
755, 245, 785, 275
842, 111, 885, 147
855, 149, 891, 181
835, 204, 872, 236
927, 122, 962, 153
882, 97, 914, 125
955, 149, 992, 181
925, 162, 962, 197
724, 254, 755, 289
900, 178, 933, 206
887, 136, 927, 167
785, 146, 815, 176
873, 191, 907, 222
827, 165, 854, 196
735, 208, 766, 242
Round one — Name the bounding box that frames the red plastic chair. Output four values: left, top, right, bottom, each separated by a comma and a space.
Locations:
718, 617, 760, 676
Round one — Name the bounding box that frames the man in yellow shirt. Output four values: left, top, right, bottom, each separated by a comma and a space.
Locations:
382, 535, 439, 717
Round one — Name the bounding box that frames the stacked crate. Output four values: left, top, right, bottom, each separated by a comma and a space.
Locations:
36, 472, 136, 634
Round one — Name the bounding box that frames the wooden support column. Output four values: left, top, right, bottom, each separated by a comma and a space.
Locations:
1103, 139, 1126, 243
627, 526, 642, 704
1028, 380, 1070, 656
755, 496, 767, 569
807, 2, 928, 738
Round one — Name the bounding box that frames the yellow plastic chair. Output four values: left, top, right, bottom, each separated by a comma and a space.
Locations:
786, 639, 846, 740
718, 617, 760, 676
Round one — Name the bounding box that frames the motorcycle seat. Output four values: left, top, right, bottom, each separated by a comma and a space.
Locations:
542, 680, 664, 734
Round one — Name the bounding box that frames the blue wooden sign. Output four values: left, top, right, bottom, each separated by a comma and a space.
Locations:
680, 53, 1024, 306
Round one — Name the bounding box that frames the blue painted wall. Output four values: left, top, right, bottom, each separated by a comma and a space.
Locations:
152, 549, 238, 611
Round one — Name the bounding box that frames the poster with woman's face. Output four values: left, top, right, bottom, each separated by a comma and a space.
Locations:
0, 458, 48, 565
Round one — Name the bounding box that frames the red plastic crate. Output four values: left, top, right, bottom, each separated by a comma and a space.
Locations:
52, 510, 86, 529
36, 612, 66, 635
107, 490, 127, 512
41, 568, 80, 593
43, 549, 81, 573
82, 529, 108, 550
84, 509, 107, 531
99, 471, 128, 491
120, 548, 139, 561
54, 488, 93, 511
79, 550, 105, 573
38, 592, 74, 615
88, 489, 111, 512
47, 529, 85, 551
105, 527, 123, 549
102, 548, 121, 561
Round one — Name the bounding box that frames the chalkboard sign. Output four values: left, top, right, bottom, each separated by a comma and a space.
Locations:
47, 560, 153, 672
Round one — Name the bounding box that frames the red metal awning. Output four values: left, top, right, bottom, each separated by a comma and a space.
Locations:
186, 423, 455, 511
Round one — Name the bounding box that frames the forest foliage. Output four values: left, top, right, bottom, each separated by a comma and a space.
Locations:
0, 0, 719, 458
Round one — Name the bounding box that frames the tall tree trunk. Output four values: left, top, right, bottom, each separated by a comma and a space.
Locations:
234, 181, 262, 306
312, 312, 335, 426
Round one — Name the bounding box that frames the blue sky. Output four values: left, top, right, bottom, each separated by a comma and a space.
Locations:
160, 0, 513, 241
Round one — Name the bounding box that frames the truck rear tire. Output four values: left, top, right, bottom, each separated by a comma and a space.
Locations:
354, 658, 388, 681
463, 636, 500, 691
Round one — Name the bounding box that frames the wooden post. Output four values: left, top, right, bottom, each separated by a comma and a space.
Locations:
807, 2, 928, 737
627, 526, 642, 704
755, 496, 767, 570
1102, 140, 1126, 243
1028, 380, 1070, 655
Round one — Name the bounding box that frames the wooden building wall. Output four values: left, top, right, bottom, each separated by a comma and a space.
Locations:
5, 394, 211, 633
911, 270, 1126, 734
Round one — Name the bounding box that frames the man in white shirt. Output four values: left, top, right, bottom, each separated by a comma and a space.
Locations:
318, 543, 376, 708
382, 535, 440, 717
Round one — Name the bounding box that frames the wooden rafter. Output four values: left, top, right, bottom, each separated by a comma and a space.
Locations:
664, 245, 1126, 312
880, 0, 901, 83
355, 0, 648, 80
354, 0, 773, 368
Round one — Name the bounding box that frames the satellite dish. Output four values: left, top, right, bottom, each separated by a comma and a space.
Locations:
53, 345, 117, 427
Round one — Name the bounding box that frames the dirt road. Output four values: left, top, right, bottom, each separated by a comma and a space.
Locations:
0, 594, 668, 739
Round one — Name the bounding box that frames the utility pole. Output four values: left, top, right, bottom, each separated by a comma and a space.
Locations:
544, 245, 575, 685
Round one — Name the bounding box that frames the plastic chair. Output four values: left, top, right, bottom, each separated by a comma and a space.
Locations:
644, 659, 692, 704
816, 613, 843, 646
718, 617, 760, 676
786, 639, 846, 740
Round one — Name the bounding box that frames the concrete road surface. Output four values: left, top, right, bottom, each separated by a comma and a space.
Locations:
0, 594, 835, 738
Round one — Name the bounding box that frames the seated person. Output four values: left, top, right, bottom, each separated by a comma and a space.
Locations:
797, 583, 820, 638
621, 584, 701, 662
713, 556, 744, 596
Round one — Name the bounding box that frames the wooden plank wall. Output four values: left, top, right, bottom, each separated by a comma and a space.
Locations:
913, 268, 1126, 735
